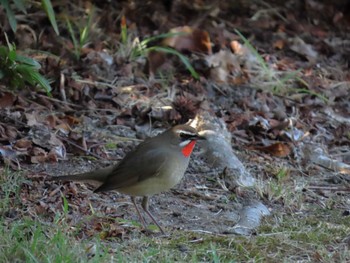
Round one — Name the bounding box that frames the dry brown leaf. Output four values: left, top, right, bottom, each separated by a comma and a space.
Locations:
163, 26, 212, 54
250, 143, 292, 157
289, 37, 318, 62
14, 139, 32, 151
55, 123, 71, 134
45, 115, 57, 129
4, 125, 18, 141
230, 40, 251, 56
147, 50, 166, 78
230, 40, 244, 54
30, 146, 51, 163
206, 49, 242, 83
273, 39, 285, 50
25, 113, 40, 127
47, 151, 59, 162
63, 115, 81, 126
35, 201, 49, 215
333, 12, 344, 24
31, 155, 47, 163
0, 92, 16, 108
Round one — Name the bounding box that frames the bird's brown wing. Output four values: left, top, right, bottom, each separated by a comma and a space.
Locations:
94, 144, 168, 193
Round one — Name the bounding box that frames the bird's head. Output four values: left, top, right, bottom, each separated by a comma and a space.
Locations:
166, 124, 205, 157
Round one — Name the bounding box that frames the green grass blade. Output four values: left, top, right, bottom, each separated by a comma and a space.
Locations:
8, 49, 17, 62
30, 71, 52, 94
294, 88, 328, 103
41, 0, 59, 35
234, 29, 269, 72
61, 194, 69, 214
140, 31, 188, 47
1, 0, 17, 32
66, 18, 79, 59
13, 0, 27, 13
16, 64, 52, 94
16, 64, 36, 85
80, 26, 89, 46
121, 16, 127, 44
80, 6, 94, 46
16, 54, 41, 68
147, 46, 199, 79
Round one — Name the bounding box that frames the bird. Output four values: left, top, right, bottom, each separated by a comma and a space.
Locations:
50, 124, 205, 234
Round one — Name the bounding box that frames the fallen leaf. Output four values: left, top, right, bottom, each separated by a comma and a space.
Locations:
206, 50, 242, 83
25, 113, 40, 127
0, 92, 16, 108
147, 50, 167, 78
289, 37, 318, 62
273, 39, 285, 50
62, 115, 81, 126
249, 143, 292, 157
45, 115, 57, 129
14, 139, 32, 151
163, 26, 212, 54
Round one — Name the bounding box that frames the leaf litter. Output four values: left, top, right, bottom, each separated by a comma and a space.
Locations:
1, 0, 350, 261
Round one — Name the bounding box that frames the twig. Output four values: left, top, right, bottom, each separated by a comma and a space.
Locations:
37, 94, 83, 108
57, 135, 104, 160
187, 229, 228, 237
306, 185, 350, 192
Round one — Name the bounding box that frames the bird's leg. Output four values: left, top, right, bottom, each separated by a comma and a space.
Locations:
130, 196, 148, 231
141, 196, 166, 235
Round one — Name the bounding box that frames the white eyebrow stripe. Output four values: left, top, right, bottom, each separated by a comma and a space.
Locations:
175, 130, 196, 135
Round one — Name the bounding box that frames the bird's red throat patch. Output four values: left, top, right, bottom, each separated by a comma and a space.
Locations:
182, 140, 197, 157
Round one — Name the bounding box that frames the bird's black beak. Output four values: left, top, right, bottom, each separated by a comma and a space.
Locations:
195, 134, 206, 140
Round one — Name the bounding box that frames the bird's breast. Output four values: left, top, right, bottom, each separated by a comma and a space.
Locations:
118, 156, 190, 196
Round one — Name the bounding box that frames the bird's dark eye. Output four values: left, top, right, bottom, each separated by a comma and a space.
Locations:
179, 132, 196, 140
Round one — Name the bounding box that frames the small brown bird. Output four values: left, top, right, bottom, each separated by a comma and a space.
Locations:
50, 124, 204, 234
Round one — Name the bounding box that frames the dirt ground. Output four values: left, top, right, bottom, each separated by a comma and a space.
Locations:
1, 0, 350, 261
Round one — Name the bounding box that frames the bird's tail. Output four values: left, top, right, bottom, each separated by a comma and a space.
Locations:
48, 165, 115, 184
